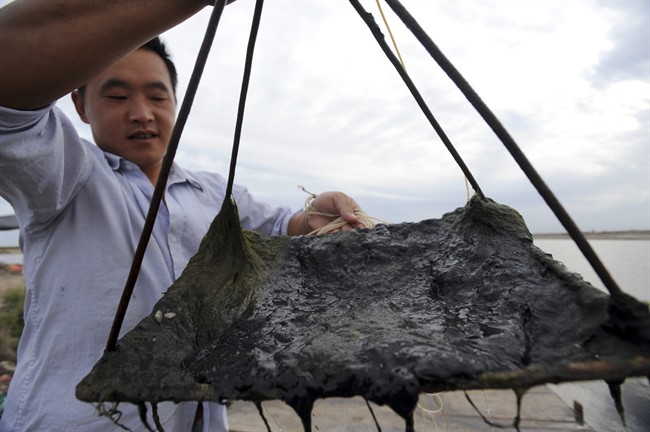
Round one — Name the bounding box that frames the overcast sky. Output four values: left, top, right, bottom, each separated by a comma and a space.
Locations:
1, 0, 648, 247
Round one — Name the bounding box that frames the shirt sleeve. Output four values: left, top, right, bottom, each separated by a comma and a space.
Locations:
0, 103, 92, 228
187, 169, 295, 237
231, 183, 294, 236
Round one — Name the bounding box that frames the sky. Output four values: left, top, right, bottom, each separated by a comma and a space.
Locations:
0, 0, 649, 247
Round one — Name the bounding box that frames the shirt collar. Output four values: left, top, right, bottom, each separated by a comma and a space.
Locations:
103, 152, 205, 192
168, 163, 205, 192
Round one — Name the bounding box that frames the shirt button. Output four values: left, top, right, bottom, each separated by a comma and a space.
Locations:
169, 234, 177, 243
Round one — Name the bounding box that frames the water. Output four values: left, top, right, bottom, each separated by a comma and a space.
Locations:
0, 253, 22, 265
534, 239, 650, 302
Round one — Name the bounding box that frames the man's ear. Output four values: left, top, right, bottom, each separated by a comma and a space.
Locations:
71, 91, 90, 124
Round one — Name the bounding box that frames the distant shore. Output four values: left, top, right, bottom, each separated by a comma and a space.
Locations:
0, 247, 20, 255
533, 230, 650, 240
1, 231, 649, 254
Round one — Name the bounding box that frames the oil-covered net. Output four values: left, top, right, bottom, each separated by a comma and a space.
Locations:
77, 197, 650, 430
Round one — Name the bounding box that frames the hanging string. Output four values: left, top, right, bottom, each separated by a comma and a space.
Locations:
374, 0, 406, 69
374, 0, 472, 202
106, 0, 229, 352
347, 0, 484, 199
464, 391, 520, 431
225, 0, 266, 199
382, 0, 622, 297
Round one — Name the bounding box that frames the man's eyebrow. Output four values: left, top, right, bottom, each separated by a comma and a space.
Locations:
99, 78, 129, 93
144, 81, 172, 94
99, 79, 171, 94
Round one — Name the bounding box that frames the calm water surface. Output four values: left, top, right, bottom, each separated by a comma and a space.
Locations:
534, 239, 650, 302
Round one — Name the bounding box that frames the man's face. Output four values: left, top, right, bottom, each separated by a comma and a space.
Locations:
72, 49, 176, 183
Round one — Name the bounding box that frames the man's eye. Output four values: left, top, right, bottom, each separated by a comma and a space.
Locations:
107, 95, 127, 100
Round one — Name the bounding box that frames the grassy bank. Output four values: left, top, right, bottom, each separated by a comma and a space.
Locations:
0, 247, 20, 255
0, 287, 24, 362
0, 271, 24, 399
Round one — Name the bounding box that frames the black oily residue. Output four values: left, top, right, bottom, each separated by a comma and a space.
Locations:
77, 197, 650, 431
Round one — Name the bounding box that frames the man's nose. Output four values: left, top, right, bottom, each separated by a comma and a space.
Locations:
128, 97, 154, 123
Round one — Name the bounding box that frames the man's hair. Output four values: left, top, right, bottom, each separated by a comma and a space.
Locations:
76, 37, 178, 99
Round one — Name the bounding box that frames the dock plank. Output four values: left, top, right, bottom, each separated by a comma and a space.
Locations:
228, 385, 593, 431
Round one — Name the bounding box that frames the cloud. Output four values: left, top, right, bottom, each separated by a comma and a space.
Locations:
1, 0, 648, 244
590, 0, 650, 84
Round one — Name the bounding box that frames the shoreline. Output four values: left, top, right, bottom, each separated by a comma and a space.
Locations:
1, 231, 649, 254
532, 230, 650, 240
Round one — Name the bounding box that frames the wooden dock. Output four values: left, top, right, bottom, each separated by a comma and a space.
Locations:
228, 385, 593, 431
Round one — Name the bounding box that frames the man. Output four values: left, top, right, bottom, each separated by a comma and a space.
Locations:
0, 0, 364, 430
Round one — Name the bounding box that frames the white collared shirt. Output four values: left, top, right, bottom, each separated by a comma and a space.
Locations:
0, 103, 293, 431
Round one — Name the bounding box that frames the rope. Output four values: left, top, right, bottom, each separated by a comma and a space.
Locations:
414, 392, 446, 430
225, 0, 265, 199
106, 0, 229, 352
347, 0, 484, 199
365, 399, 383, 432
416, 392, 444, 415
253, 402, 274, 432
374, 0, 472, 202
374, 0, 406, 69
464, 391, 515, 430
